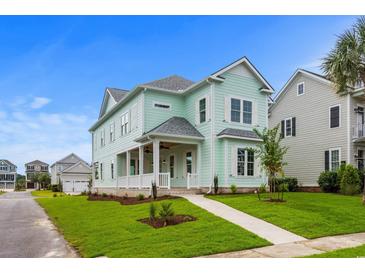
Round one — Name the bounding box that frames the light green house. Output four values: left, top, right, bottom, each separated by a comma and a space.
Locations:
89, 57, 273, 193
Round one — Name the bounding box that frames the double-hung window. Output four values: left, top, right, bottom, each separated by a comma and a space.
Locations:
297, 82, 305, 96
236, 148, 255, 176
285, 118, 292, 137
100, 129, 105, 147
169, 155, 175, 178
121, 112, 129, 136
199, 98, 206, 123
110, 122, 115, 142
111, 161, 114, 179
330, 149, 340, 171
231, 98, 253, 125
281, 117, 296, 138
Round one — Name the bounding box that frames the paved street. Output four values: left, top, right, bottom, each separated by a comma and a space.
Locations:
0, 191, 77, 258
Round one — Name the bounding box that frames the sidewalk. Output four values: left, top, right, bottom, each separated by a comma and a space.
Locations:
200, 232, 365, 258
180, 194, 306, 245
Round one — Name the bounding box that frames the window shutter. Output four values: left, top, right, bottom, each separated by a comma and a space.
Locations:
252, 101, 258, 125
231, 146, 237, 177
195, 100, 200, 125
206, 95, 211, 121
128, 110, 131, 132
224, 96, 230, 122
330, 106, 340, 128
325, 150, 330, 171
292, 117, 296, 136
280, 120, 285, 138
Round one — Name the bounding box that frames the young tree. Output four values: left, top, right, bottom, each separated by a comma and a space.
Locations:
253, 125, 288, 196
322, 17, 365, 94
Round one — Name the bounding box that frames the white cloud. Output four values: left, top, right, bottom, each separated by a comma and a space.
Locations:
30, 97, 51, 109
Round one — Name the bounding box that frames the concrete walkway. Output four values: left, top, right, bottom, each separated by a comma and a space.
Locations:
201, 232, 365, 258
0, 191, 77, 258
180, 194, 306, 245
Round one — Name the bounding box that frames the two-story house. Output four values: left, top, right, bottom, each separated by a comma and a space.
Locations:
269, 69, 365, 187
50, 153, 92, 193
89, 57, 274, 195
25, 160, 49, 189
0, 159, 17, 190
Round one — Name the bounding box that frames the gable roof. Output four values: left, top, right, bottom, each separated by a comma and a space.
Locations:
270, 69, 333, 112
99, 88, 129, 118
142, 75, 194, 92
0, 159, 17, 168
135, 117, 204, 142
60, 161, 91, 174
90, 56, 274, 132
217, 128, 261, 141
51, 153, 88, 168
25, 160, 48, 166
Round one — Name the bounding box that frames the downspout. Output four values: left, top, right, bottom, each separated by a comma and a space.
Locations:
207, 80, 215, 194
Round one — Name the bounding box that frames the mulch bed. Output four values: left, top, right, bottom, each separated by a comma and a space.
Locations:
87, 193, 179, 205
139, 215, 197, 229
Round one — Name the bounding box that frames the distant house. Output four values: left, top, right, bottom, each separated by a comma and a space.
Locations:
50, 153, 92, 193
89, 56, 274, 194
0, 160, 17, 190
25, 160, 49, 189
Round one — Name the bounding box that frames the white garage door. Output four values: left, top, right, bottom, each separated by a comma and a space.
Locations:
63, 180, 89, 193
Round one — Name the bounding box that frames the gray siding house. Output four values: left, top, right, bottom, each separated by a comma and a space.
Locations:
25, 160, 49, 189
0, 160, 17, 190
269, 69, 365, 187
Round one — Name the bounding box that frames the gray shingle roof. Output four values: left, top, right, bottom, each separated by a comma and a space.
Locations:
25, 160, 48, 166
217, 128, 260, 140
143, 75, 194, 91
0, 159, 17, 168
107, 88, 129, 102
146, 117, 204, 138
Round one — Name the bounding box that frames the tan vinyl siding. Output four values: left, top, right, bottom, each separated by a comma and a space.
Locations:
269, 73, 348, 186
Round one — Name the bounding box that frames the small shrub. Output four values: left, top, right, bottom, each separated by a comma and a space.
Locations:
80, 191, 87, 196
340, 164, 361, 195
257, 183, 267, 201
213, 175, 219, 194
51, 184, 61, 192
15, 178, 26, 191
102, 192, 108, 197
318, 171, 339, 193
230, 184, 237, 194
159, 202, 175, 226
272, 177, 299, 192
149, 203, 156, 221
137, 193, 145, 201
151, 181, 157, 200
53, 193, 57, 198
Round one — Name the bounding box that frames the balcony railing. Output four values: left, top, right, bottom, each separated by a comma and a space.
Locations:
353, 124, 365, 139
115, 173, 170, 189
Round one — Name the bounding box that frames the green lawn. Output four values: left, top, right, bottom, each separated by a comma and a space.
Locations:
0, 190, 5, 195
32, 190, 64, 197
306, 244, 365, 258
36, 196, 270, 258
208, 192, 365, 239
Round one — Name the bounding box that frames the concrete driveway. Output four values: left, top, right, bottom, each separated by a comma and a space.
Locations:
0, 191, 77, 258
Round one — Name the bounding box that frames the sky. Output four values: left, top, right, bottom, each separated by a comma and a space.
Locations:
0, 16, 358, 174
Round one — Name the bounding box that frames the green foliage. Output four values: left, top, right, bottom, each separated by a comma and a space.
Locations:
53, 193, 57, 198
256, 183, 267, 201
340, 165, 361, 195
213, 175, 219, 194
51, 184, 61, 192
253, 126, 288, 193
322, 17, 365, 94
149, 203, 156, 221
272, 177, 299, 192
137, 193, 145, 201
102, 193, 108, 197
159, 202, 175, 221
230, 184, 237, 194
151, 181, 157, 200
318, 171, 339, 193
15, 178, 26, 191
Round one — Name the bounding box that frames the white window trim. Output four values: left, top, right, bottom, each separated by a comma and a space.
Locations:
120, 111, 129, 136
229, 96, 255, 126
284, 117, 293, 137
110, 122, 115, 143
297, 82, 305, 96
100, 128, 105, 147
329, 147, 341, 171
111, 160, 114, 180
329, 104, 341, 129
153, 101, 171, 111
169, 154, 176, 179
198, 96, 208, 124
235, 147, 255, 178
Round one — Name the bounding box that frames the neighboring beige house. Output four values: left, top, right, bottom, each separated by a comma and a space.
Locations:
51, 153, 92, 192
0, 159, 17, 190
269, 69, 365, 187
25, 160, 49, 189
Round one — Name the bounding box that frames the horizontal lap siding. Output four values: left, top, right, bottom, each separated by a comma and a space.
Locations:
269, 74, 348, 186
93, 94, 143, 185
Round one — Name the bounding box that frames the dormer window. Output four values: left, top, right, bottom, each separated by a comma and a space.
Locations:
297, 82, 305, 96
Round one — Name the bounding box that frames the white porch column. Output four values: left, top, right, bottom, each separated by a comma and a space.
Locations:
153, 139, 160, 187
126, 150, 130, 188
138, 145, 144, 188
197, 144, 201, 188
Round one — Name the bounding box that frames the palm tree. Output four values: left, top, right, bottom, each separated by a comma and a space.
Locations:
322, 16, 365, 94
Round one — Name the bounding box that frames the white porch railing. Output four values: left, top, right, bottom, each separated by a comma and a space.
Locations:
353, 124, 365, 139
187, 173, 199, 189
158, 173, 171, 189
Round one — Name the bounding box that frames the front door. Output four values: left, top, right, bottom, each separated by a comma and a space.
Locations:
357, 107, 364, 137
